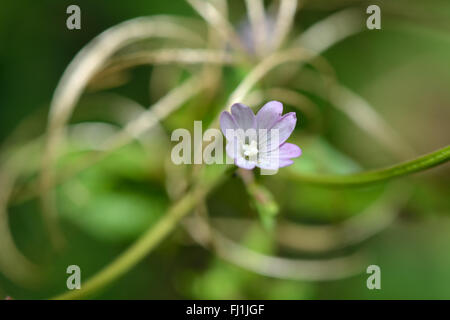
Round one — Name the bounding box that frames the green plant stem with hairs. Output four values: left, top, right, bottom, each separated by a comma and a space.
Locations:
52, 145, 450, 299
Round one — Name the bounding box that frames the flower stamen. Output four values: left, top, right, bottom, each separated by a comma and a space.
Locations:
242, 140, 259, 157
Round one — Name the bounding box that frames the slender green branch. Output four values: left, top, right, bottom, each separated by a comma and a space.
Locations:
287, 145, 450, 186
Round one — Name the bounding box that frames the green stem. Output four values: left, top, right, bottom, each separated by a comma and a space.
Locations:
287, 145, 450, 186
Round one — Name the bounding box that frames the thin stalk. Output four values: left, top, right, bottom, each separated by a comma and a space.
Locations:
272, 0, 299, 50
245, 0, 267, 55
94, 49, 236, 81
187, 0, 247, 53
287, 145, 450, 186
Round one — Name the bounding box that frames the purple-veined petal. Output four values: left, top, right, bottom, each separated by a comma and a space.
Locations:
256, 100, 283, 130
220, 111, 238, 140
258, 112, 297, 152
270, 112, 297, 145
256, 147, 280, 170
278, 143, 302, 159
257, 143, 301, 169
231, 103, 256, 131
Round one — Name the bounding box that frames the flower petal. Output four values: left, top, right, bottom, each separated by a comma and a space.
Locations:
225, 139, 240, 159
258, 112, 297, 152
235, 155, 256, 170
231, 103, 256, 131
256, 158, 279, 170
220, 111, 238, 140
256, 147, 280, 170
257, 143, 301, 170
278, 159, 294, 168
278, 143, 302, 159
271, 112, 297, 145
256, 100, 283, 130
277, 159, 294, 168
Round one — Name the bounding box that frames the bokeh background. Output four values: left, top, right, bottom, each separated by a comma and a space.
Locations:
1, 0, 450, 299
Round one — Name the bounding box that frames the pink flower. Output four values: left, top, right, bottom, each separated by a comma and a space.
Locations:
220, 101, 301, 171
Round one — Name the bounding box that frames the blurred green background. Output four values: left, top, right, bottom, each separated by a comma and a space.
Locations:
0, 0, 450, 299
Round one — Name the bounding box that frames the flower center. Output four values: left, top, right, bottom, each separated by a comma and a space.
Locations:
242, 140, 258, 158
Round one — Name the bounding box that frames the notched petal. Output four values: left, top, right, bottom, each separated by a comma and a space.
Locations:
256, 100, 283, 130
258, 112, 297, 152
231, 103, 256, 131
271, 112, 297, 145
220, 111, 238, 140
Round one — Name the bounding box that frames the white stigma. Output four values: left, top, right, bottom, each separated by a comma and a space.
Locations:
242, 140, 258, 157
